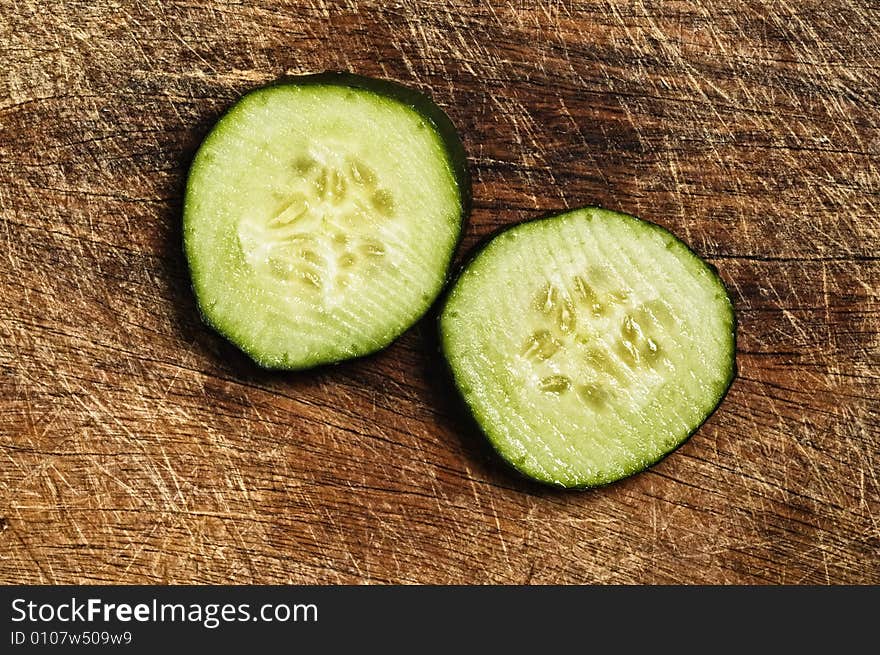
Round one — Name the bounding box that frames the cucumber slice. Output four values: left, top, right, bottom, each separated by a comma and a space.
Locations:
439, 207, 736, 489
184, 73, 469, 369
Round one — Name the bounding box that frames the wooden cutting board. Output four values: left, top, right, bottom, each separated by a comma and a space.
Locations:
1, 0, 877, 584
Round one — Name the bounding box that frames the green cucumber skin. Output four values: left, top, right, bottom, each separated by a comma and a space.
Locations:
438, 206, 738, 490
183, 72, 471, 371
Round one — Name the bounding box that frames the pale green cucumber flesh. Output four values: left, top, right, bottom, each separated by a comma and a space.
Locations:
440, 207, 736, 489
184, 76, 466, 369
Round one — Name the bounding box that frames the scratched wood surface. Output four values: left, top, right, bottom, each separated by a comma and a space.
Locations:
1, 0, 878, 584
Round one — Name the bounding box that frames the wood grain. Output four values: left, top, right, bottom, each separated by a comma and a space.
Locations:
1, 0, 877, 584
